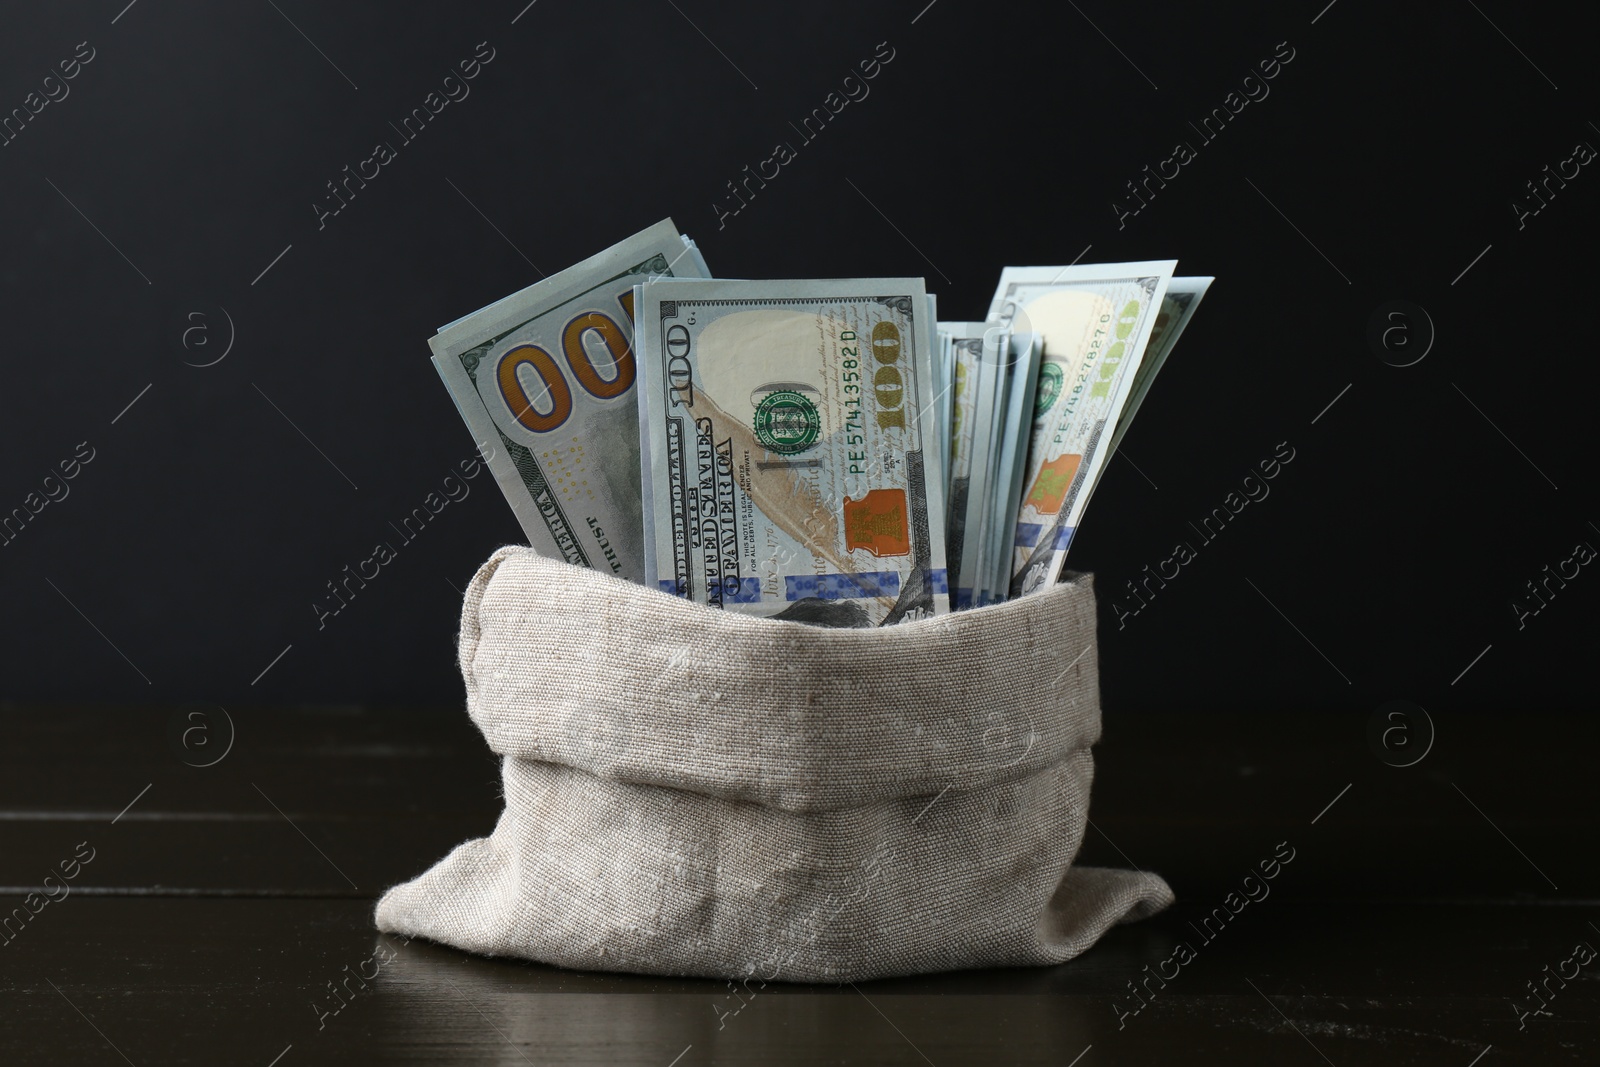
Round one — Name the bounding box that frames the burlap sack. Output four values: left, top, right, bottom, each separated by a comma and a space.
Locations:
375, 546, 1172, 982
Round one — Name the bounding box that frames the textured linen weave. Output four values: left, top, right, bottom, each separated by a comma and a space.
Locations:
376, 546, 1173, 981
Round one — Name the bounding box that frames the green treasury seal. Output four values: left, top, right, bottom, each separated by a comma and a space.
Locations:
1034, 362, 1064, 418
753, 390, 821, 454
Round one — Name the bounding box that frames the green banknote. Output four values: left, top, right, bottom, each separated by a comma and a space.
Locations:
987, 261, 1176, 597
428, 219, 709, 581
940, 322, 1003, 607
985, 333, 1043, 604
636, 278, 949, 626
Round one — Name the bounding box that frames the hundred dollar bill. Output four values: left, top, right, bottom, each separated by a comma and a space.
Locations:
985, 333, 1043, 603
987, 261, 1175, 597
921, 294, 947, 503
636, 278, 949, 626
1107, 276, 1212, 455
941, 322, 1004, 608
428, 219, 709, 582
970, 326, 1022, 608
933, 324, 948, 492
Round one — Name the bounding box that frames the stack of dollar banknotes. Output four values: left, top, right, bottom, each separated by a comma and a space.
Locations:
429, 220, 1209, 627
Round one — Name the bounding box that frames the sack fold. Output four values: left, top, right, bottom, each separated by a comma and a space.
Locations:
376, 546, 1172, 981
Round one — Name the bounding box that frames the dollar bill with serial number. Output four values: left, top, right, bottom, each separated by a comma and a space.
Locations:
636, 277, 949, 626
987, 261, 1175, 597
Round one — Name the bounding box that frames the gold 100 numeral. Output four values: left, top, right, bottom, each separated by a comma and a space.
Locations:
1088, 299, 1142, 400
871, 319, 907, 430
496, 290, 637, 433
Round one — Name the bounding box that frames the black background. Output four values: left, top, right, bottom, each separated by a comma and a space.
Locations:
1, 0, 1593, 715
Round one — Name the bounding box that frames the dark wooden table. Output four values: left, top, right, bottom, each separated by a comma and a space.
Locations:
2, 704, 1594, 1064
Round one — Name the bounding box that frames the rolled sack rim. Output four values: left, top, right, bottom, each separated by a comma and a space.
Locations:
455, 546, 1103, 811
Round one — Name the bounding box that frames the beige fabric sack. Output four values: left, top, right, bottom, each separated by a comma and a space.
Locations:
375, 546, 1172, 982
